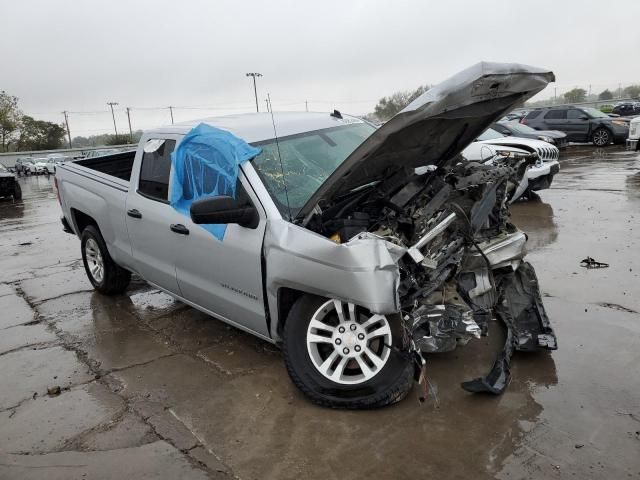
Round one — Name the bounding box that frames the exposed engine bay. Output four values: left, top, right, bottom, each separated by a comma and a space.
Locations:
305, 151, 558, 394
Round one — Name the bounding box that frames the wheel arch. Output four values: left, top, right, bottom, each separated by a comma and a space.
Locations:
274, 287, 307, 342
70, 208, 101, 238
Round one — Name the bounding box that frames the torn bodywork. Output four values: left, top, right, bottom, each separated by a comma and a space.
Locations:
300, 154, 556, 394
267, 62, 558, 396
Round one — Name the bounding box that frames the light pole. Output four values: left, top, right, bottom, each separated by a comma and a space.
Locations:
62, 111, 72, 148
245, 72, 262, 112
107, 102, 119, 137
168, 106, 174, 124
126, 107, 133, 143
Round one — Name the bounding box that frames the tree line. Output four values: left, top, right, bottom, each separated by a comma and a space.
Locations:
367, 84, 640, 122
0, 91, 66, 152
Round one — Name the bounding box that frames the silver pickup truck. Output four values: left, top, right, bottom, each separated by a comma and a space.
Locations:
56, 62, 557, 408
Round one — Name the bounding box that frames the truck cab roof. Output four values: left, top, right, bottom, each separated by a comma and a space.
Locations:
146, 111, 365, 144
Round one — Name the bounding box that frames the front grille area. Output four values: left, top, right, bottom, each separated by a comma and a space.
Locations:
535, 146, 559, 161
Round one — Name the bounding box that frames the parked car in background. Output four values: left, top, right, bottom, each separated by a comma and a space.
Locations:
462, 128, 560, 200
627, 116, 640, 151
522, 106, 629, 146
33, 159, 50, 175
492, 121, 568, 149
44, 154, 67, 174
0, 164, 22, 200
500, 109, 530, 122
612, 102, 640, 117
15, 158, 34, 175
20, 160, 37, 175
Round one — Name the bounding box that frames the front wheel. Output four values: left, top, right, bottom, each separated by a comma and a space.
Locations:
592, 127, 611, 147
282, 295, 414, 409
81, 225, 131, 295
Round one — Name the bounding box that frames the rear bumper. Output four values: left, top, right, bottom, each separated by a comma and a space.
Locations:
627, 138, 639, 151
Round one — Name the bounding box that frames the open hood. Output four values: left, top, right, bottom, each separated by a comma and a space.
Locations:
298, 62, 554, 221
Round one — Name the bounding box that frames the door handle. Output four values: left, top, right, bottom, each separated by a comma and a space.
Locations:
170, 224, 190, 235
127, 209, 142, 219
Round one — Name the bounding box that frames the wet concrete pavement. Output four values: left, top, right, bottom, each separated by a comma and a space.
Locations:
0, 148, 639, 479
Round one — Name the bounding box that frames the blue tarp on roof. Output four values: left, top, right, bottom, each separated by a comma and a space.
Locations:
170, 123, 261, 240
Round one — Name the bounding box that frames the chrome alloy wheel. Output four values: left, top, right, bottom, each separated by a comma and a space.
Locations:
306, 299, 392, 385
84, 238, 104, 283
593, 129, 610, 146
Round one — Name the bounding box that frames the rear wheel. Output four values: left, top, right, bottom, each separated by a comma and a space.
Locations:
282, 295, 414, 409
81, 225, 131, 294
592, 127, 611, 147
12, 182, 21, 201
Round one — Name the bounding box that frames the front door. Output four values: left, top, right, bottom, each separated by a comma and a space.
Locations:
174, 170, 269, 337
125, 137, 185, 295
566, 109, 591, 141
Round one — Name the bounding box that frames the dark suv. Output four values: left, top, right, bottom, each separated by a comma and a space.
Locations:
0, 164, 22, 200
612, 102, 640, 117
522, 106, 629, 146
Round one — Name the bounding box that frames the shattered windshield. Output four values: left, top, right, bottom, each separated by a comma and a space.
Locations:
251, 123, 376, 218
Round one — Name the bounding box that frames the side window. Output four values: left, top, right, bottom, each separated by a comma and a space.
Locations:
567, 110, 584, 119
544, 109, 567, 120
526, 111, 541, 119
138, 139, 176, 202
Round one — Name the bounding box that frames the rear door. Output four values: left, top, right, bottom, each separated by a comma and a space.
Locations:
125, 136, 186, 294
174, 169, 269, 337
542, 109, 569, 137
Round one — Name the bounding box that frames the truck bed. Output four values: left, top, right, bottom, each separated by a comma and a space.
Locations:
74, 150, 136, 181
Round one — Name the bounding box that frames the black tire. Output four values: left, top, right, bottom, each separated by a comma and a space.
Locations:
80, 225, 131, 295
12, 182, 22, 201
591, 127, 612, 147
282, 294, 414, 409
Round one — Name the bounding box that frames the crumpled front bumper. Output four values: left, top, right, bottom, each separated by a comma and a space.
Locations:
527, 160, 560, 191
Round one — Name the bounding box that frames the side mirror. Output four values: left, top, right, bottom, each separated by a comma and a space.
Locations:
579, 115, 589, 120
190, 196, 259, 229
503, 131, 512, 136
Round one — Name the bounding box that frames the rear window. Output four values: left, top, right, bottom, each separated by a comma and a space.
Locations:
544, 110, 567, 120
138, 139, 176, 202
525, 111, 542, 119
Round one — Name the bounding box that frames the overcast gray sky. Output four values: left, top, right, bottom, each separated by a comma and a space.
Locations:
3, 0, 639, 137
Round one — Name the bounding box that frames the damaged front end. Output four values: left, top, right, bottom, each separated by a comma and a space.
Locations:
302, 151, 557, 395
268, 63, 558, 398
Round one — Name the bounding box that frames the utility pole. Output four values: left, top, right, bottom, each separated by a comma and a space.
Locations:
126, 107, 133, 143
168, 106, 174, 124
107, 102, 119, 137
62, 111, 72, 148
554, 87, 557, 104
264, 99, 270, 113
245, 73, 262, 112
305, 100, 308, 112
